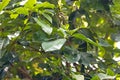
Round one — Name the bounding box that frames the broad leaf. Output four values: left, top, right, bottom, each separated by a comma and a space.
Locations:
42, 39, 66, 52
98, 38, 111, 47
34, 18, 53, 35
97, 73, 115, 80
73, 33, 104, 51
64, 53, 80, 63
32, 31, 48, 42
80, 52, 96, 66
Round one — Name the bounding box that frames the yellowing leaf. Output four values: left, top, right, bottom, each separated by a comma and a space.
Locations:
33, 62, 43, 74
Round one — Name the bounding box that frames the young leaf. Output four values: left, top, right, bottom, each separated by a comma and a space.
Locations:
24, 0, 36, 9
91, 75, 100, 80
15, 7, 29, 15
34, 18, 53, 35
42, 39, 66, 52
10, 14, 19, 19
34, 2, 55, 9
107, 68, 115, 76
0, 0, 10, 11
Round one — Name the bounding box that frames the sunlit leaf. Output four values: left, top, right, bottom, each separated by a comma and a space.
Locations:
15, 7, 29, 15
0, 0, 10, 11
10, 14, 19, 19
91, 75, 100, 80
34, 2, 55, 9
24, 0, 36, 9
107, 68, 115, 76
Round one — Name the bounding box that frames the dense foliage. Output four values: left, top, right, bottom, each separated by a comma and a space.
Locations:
0, 0, 120, 80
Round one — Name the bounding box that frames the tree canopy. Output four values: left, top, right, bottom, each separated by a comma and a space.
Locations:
0, 0, 120, 80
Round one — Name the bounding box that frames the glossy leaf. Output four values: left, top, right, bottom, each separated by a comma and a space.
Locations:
72, 73, 84, 80
42, 39, 66, 52
42, 13, 52, 23
0, 38, 9, 50
34, 18, 53, 35
97, 73, 115, 80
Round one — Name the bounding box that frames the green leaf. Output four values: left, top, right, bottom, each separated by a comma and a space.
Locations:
34, 2, 55, 9
0, 38, 9, 50
24, 0, 36, 9
91, 75, 100, 80
42, 13, 52, 23
15, 7, 29, 15
72, 73, 84, 80
80, 52, 96, 66
42, 39, 66, 52
64, 53, 80, 63
72, 33, 104, 51
98, 38, 111, 47
0, 0, 10, 11
10, 14, 19, 19
34, 18, 53, 35
111, 33, 120, 42
97, 73, 115, 80
32, 30, 48, 42
107, 68, 115, 76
